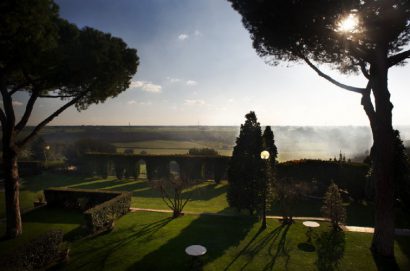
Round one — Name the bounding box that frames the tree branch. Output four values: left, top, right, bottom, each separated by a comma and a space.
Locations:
0, 85, 15, 126
8, 83, 29, 96
15, 92, 39, 133
17, 92, 86, 147
361, 80, 377, 126
388, 49, 410, 67
359, 61, 370, 79
0, 108, 6, 127
299, 54, 366, 94
39, 94, 77, 98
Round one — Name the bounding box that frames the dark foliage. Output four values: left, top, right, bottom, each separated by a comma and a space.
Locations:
316, 230, 346, 271
188, 148, 219, 156
44, 188, 131, 233
227, 111, 263, 214
0, 229, 66, 271
277, 159, 369, 200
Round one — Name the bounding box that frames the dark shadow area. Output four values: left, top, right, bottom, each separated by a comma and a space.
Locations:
371, 251, 400, 271
226, 224, 292, 271
68, 217, 172, 270
128, 209, 256, 271
224, 225, 272, 270
187, 183, 227, 202
261, 224, 292, 271
297, 242, 315, 252
315, 230, 345, 271
71, 179, 122, 190
22, 207, 84, 225
21, 173, 98, 192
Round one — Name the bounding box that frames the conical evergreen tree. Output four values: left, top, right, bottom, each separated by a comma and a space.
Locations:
260, 126, 278, 228
321, 182, 346, 231
227, 111, 262, 214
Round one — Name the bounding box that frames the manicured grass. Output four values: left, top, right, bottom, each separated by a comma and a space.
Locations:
1, 172, 408, 227
48, 211, 410, 270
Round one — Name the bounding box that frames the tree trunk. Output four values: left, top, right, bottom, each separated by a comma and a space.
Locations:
3, 144, 23, 238
367, 44, 395, 258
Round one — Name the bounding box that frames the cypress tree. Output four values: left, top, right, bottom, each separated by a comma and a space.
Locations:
227, 111, 262, 214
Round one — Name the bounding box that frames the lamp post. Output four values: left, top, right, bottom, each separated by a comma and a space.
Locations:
44, 145, 50, 169
260, 150, 270, 229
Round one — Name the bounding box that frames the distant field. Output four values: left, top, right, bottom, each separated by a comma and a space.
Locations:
114, 140, 233, 156
13, 125, 410, 161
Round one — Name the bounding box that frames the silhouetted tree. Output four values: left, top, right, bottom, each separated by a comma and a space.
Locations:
0, 0, 139, 237
150, 174, 195, 218
321, 182, 346, 231
228, 0, 410, 257
260, 126, 278, 229
188, 148, 219, 156
227, 111, 263, 214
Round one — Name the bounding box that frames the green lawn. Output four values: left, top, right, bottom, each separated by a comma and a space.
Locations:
1, 172, 408, 227
2, 210, 409, 271
1, 173, 409, 270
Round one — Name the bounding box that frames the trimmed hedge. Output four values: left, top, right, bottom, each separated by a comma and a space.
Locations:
44, 188, 132, 233
277, 159, 369, 200
84, 192, 131, 233
1, 229, 66, 271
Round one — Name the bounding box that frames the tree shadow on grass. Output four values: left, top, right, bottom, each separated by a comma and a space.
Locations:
128, 209, 257, 271
315, 230, 346, 271
67, 217, 172, 271
227, 223, 292, 271
396, 236, 410, 271
224, 224, 291, 271
22, 173, 98, 192
186, 183, 227, 202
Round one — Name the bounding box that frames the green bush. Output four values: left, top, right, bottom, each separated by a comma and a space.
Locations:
44, 188, 131, 233
44, 188, 119, 211
0, 229, 66, 271
84, 192, 132, 233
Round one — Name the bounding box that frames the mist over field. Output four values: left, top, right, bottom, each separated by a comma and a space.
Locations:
30, 125, 410, 162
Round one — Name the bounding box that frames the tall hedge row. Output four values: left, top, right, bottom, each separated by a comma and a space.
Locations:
277, 160, 369, 199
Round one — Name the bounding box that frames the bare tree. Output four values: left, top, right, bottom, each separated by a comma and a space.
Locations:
150, 174, 196, 218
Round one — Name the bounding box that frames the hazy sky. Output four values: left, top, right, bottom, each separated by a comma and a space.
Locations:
22, 0, 410, 126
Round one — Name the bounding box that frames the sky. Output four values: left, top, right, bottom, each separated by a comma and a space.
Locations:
20, 0, 410, 126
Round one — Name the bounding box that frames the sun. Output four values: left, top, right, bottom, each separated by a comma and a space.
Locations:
337, 14, 359, 33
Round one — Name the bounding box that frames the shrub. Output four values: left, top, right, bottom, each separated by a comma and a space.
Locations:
84, 192, 132, 233
0, 229, 66, 271
44, 188, 131, 233
321, 182, 346, 230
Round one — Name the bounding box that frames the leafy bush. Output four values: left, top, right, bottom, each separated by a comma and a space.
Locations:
84, 192, 132, 233
44, 188, 131, 233
0, 229, 66, 271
